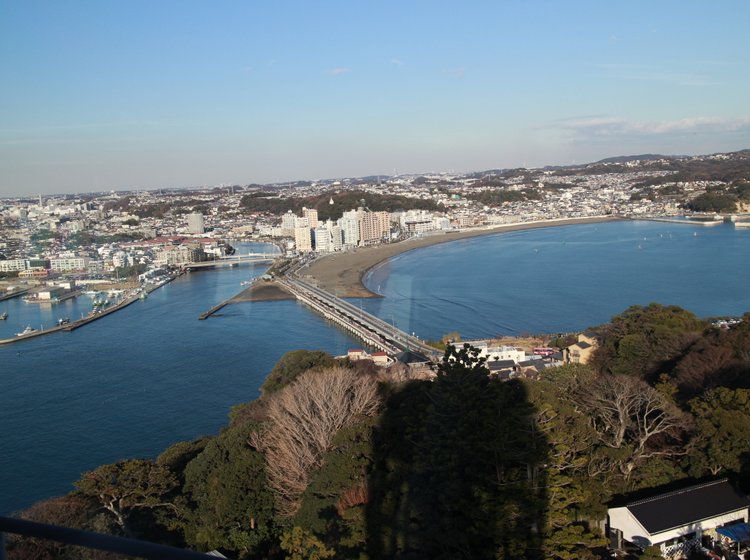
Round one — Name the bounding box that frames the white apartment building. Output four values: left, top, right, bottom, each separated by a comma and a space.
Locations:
329, 224, 343, 251
187, 213, 205, 234
281, 211, 296, 236
339, 210, 360, 246
294, 226, 313, 252
314, 227, 331, 253
458, 341, 526, 364
401, 210, 435, 234
0, 259, 27, 272
49, 256, 90, 271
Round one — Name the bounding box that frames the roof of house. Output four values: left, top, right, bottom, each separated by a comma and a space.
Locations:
624, 479, 750, 535
575, 341, 592, 349
488, 359, 516, 370
395, 350, 430, 364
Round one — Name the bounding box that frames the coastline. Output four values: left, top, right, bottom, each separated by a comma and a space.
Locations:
303, 215, 624, 298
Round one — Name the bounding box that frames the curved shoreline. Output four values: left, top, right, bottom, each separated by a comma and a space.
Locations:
304, 215, 624, 298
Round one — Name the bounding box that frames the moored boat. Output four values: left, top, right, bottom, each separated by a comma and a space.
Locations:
0, 311, 7, 320
17, 325, 36, 336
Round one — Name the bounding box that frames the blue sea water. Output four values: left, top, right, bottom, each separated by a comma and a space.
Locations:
362, 220, 750, 340
0, 244, 360, 514
1, 222, 749, 514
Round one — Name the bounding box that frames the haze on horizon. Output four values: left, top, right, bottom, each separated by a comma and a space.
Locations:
1, 0, 749, 197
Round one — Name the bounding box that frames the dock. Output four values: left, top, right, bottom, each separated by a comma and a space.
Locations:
0, 275, 178, 345
198, 301, 231, 320
0, 287, 32, 303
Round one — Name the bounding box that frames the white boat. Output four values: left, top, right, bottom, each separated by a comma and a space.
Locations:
0, 311, 7, 320
17, 325, 36, 336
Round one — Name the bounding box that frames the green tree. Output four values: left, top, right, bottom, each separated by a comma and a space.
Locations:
593, 304, 705, 380
688, 388, 750, 476
75, 459, 180, 536
260, 350, 338, 394
182, 424, 276, 557
280, 526, 335, 560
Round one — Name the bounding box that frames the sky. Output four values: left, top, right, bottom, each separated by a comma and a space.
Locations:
1, 0, 749, 196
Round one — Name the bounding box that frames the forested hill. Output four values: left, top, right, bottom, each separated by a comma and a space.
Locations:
239, 189, 440, 221
9, 305, 750, 560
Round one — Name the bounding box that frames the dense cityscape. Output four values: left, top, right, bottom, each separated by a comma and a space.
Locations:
2, 150, 749, 289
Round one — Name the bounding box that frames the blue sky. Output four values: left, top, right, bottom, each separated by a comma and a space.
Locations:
1, 1, 749, 196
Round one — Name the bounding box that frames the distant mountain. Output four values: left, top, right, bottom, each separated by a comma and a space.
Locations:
595, 154, 674, 164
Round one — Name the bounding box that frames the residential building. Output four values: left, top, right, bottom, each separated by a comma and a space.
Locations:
294, 226, 312, 252
303, 207, 319, 228
563, 332, 598, 364
608, 478, 750, 558
0, 259, 27, 272
187, 213, 205, 234
49, 256, 90, 271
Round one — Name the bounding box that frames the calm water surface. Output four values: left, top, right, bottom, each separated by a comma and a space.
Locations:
2, 223, 750, 514
363, 220, 750, 339
0, 243, 359, 514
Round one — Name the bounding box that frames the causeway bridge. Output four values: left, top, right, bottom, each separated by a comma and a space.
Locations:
279, 276, 440, 359
184, 253, 279, 269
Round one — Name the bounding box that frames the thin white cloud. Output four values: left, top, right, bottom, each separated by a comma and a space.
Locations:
442, 67, 465, 79
327, 67, 351, 76
551, 115, 750, 137
390, 58, 404, 66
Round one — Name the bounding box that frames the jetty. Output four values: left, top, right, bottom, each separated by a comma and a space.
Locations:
0, 275, 178, 345
0, 287, 32, 303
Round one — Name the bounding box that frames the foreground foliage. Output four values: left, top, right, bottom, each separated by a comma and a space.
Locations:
10, 309, 750, 559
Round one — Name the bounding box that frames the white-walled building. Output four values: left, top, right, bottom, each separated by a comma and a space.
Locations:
0, 259, 27, 272
608, 479, 750, 557
339, 210, 360, 246
294, 226, 312, 252
187, 213, 205, 234
459, 341, 526, 364
49, 256, 90, 271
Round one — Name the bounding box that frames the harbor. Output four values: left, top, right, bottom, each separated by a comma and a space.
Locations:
0, 275, 176, 345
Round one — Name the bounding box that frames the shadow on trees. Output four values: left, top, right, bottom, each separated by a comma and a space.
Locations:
366, 345, 548, 559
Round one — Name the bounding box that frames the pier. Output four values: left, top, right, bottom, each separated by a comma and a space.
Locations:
0, 275, 178, 345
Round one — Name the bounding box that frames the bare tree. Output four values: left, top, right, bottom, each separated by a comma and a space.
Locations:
249, 366, 381, 516
569, 374, 688, 478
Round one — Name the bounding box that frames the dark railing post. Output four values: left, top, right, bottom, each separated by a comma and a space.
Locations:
0, 516, 220, 559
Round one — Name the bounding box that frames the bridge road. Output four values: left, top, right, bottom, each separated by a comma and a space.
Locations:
281, 276, 439, 359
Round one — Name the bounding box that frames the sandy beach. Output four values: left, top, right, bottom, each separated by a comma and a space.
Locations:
302, 216, 623, 298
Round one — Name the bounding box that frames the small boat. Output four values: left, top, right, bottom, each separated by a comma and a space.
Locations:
57, 317, 70, 326
0, 311, 7, 320
17, 325, 36, 336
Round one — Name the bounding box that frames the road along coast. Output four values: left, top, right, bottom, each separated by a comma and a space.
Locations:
303, 216, 623, 298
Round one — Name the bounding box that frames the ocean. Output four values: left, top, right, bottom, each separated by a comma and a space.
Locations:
2, 222, 749, 514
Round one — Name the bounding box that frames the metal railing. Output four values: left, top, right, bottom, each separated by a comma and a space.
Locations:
0, 515, 221, 560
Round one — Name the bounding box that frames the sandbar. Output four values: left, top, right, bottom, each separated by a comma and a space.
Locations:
302, 216, 623, 298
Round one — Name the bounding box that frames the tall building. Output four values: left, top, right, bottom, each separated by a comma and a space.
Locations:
281, 211, 296, 236
359, 210, 391, 245
314, 226, 331, 253
339, 210, 360, 246
294, 226, 313, 252
329, 223, 343, 251
187, 213, 205, 234
303, 207, 319, 228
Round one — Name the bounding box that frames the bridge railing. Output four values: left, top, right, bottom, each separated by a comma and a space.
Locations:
0, 515, 222, 560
